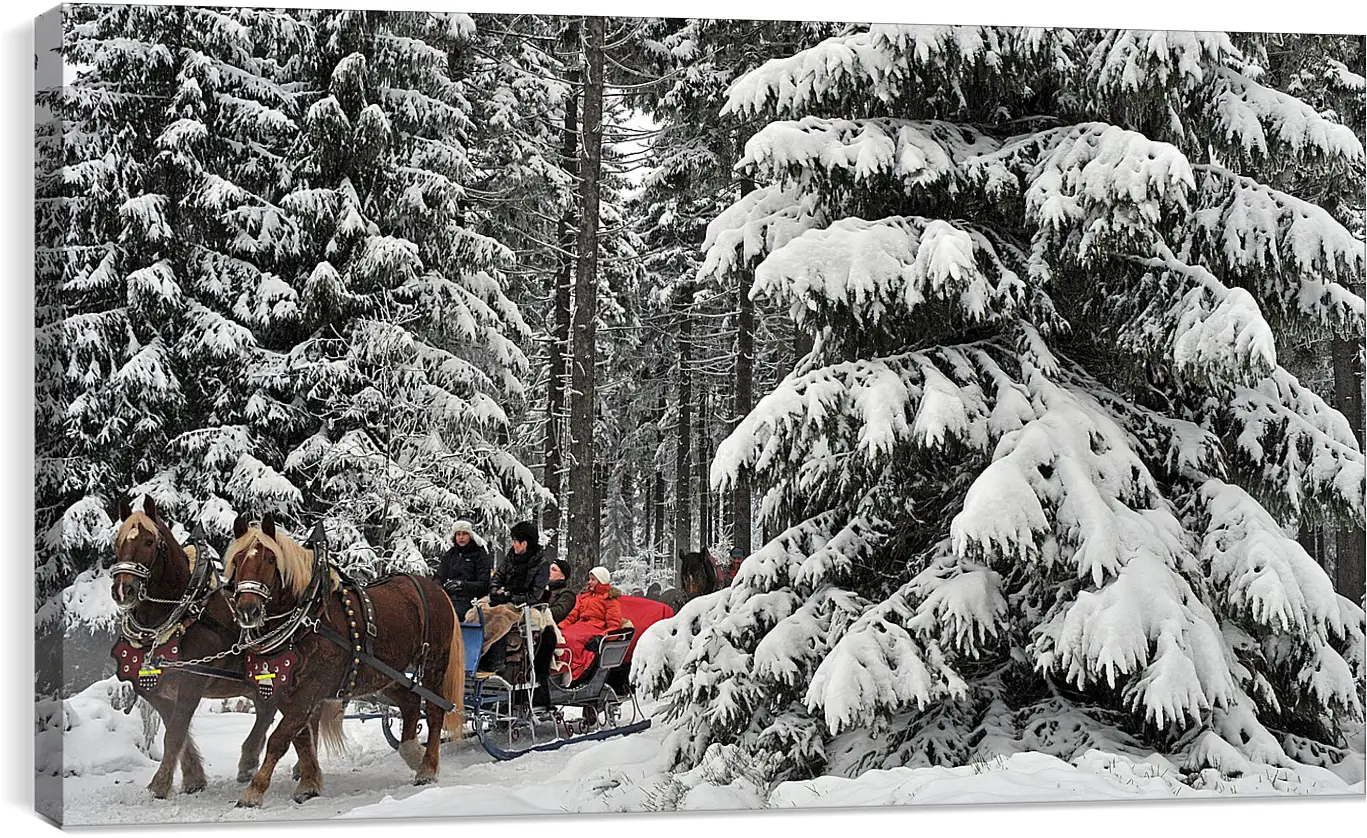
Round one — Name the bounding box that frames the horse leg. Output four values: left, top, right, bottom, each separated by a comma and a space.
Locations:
142, 692, 181, 799
179, 725, 208, 794
289, 710, 318, 781
237, 705, 309, 808
415, 694, 445, 785
237, 697, 275, 783
149, 685, 204, 798
384, 686, 424, 772
289, 709, 324, 803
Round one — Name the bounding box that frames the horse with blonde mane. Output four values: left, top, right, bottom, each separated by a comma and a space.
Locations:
224, 513, 465, 808
108, 495, 299, 798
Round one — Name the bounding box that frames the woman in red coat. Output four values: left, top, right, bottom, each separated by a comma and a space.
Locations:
558, 566, 622, 681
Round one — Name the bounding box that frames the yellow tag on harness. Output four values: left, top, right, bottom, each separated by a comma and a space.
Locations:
254, 672, 276, 681
138, 668, 162, 677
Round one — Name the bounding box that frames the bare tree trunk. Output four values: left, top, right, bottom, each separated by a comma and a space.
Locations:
1332, 335, 1365, 601
794, 328, 814, 370
673, 295, 694, 563
653, 466, 666, 554
621, 466, 636, 557
594, 453, 607, 559
566, 16, 605, 576
652, 384, 667, 564
543, 27, 579, 541
731, 175, 757, 555
698, 387, 711, 550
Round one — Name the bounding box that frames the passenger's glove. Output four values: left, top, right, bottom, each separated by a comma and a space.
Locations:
488, 588, 510, 606
443, 580, 466, 595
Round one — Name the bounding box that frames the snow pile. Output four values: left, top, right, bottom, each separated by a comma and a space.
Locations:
36, 677, 160, 778
775, 748, 1361, 808
49, 701, 1365, 825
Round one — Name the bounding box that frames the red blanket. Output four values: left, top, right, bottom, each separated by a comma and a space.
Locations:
560, 621, 604, 681
553, 595, 676, 684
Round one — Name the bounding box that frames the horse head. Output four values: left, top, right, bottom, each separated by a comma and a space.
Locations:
678, 550, 719, 600
111, 495, 178, 610
224, 512, 313, 630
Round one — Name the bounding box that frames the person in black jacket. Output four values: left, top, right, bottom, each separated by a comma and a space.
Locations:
541, 557, 577, 624
481, 520, 549, 670
435, 520, 492, 622
489, 520, 549, 607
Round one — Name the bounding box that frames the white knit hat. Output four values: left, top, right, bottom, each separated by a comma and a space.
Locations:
589, 566, 611, 585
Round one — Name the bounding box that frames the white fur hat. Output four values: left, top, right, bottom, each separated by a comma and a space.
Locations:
452, 520, 475, 537
589, 566, 611, 585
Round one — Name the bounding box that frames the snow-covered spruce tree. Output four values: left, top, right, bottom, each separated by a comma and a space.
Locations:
633, 27, 1366, 783
271, 10, 542, 573
36, 4, 307, 593
455, 15, 649, 566
455, 13, 577, 544
627, 18, 844, 559
1257, 36, 1366, 600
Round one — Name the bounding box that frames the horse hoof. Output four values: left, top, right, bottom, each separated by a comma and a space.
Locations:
147, 783, 171, 800
236, 797, 261, 809
292, 790, 319, 804
413, 774, 436, 786
183, 780, 207, 795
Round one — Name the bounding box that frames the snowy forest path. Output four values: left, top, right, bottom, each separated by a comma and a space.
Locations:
60, 703, 597, 824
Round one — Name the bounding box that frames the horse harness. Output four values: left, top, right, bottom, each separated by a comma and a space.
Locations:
110, 535, 243, 693
236, 553, 454, 713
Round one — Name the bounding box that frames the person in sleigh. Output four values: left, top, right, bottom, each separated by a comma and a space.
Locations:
557, 565, 622, 682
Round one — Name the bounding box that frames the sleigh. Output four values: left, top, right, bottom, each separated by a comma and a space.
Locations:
349, 599, 658, 760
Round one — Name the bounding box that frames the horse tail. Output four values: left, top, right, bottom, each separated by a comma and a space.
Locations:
441, 600, 466, 736
315, 699, 348, 757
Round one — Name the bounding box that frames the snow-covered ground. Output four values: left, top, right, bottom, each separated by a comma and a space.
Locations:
44, 677, 1364, 828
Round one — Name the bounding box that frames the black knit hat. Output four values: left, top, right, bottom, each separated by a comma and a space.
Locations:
550, 557, 573, 577
509, 520, 539, 550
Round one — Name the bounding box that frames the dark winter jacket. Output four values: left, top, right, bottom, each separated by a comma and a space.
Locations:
541, 579, 578, 624
435, 539, 494, 599
491, 546, 550, 606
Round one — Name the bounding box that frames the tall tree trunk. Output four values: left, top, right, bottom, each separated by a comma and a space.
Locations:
594, 452, 607, 561
698, 387, 711, 550
621, 465, 636, 558
1332, 335, 1365, 601
543, 27, 580, 542
653, 386, 667, 560
731, 174, 757, 555
673, 295, 694, 564
794, 327, 814, 371
566, 16, 605, 577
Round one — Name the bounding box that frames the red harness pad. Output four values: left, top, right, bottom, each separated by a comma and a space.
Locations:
112, 640, 182, 692
245, 651, 299, 699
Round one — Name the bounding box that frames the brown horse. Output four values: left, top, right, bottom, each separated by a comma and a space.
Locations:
109, 495, 280, 797
657, 550, 721, 611
224, 513, 465, 807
